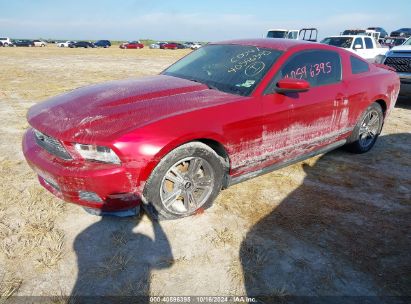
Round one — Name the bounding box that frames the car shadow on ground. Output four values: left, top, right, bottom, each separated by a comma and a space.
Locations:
70, 215, 173, 303
240, 133, 410, 302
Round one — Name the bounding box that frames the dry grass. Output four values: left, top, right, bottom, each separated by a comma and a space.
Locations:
0, 46, 188, 297
0, 274, 22, 300
91, 251, 133, 278
210, 227, 235, 246
110, 230, 129, 247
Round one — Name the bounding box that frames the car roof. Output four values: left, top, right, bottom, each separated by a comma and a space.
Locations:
210, 38, 314, 51
325, 35, 368, 38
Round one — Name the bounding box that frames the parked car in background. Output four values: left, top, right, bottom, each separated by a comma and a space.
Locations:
321, 35, 387, 61
33, 40, 47, 47
58, 41, 76, 47
342, 29, 381, 41
69, 41, 95, 48
94, 40, 111, 48
0, 37, 12, 46
381, 37, 407, 49
342, 29, 366, 36
161, 42, 185, 50
149, 42, 162, 49
367, 27, 388, 39
22, 39, 399, 219
0, 41, 2, 47
190, 42, 203, 50
13, 40, 35, 47
158, 42, 168, 49
183, 42, 194, 48
376, 37, 411, 96
119, 41, 144, 49
390, 28, 411, 38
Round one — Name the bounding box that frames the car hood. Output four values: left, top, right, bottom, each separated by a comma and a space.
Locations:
28, 75, 241, 142
390, 45, 411, 52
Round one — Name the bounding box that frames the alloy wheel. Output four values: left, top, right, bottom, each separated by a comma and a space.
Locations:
160, 157, 215, 215
358, 109, 380, 149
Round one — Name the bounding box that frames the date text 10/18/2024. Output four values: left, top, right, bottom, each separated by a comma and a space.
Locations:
149, 296, 257, 303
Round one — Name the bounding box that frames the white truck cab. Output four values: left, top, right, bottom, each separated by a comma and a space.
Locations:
266, 28, 318, 42
365, 30, 381, 41
321, 35, 387, 61
266, 29, 293, 39
0, 37, 12, 46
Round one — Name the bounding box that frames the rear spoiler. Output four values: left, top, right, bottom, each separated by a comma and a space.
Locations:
373, 63, 396, 72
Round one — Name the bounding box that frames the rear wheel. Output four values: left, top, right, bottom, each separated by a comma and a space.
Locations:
345, 102, 383, 153
142, 142, 225, 220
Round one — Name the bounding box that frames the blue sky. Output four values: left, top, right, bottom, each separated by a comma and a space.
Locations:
0, 0, 409, 41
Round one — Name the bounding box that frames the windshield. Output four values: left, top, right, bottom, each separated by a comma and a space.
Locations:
404, 38, 411, 45
267, 31, 287, 38
321, 37, 353, 48
163, 44, 283, 96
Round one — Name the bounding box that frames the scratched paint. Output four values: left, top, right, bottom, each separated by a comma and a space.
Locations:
229, 108, 352, 170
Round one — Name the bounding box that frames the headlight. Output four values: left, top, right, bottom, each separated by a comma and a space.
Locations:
374, 54, 386, 64
74, 144, 121, 164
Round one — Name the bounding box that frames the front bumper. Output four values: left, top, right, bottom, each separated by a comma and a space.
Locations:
22, 128, 142, 212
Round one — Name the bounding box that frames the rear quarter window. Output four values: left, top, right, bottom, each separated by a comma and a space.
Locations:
350, 56, 370, 74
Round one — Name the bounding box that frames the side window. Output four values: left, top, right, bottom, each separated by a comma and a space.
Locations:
364, 37, 373, 49
350, 56, 370, 74
265, 50, 342, 94
287, 31, 297, 39
353, 37, 364, 49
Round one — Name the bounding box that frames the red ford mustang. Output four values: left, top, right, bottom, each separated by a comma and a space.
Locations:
22, 39, 400, 219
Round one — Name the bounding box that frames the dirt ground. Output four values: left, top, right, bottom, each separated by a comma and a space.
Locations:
0, 46, 410, 302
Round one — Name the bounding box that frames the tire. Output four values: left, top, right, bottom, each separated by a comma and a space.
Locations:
142, 142, 226, 220
345, 102, 384, 153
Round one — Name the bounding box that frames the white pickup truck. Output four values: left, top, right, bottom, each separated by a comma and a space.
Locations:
0, 37, 12, 46
266, 28, 318, 42
320, 35, 387, 61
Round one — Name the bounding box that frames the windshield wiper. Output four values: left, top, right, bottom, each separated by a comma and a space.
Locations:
188, 78, 219, 91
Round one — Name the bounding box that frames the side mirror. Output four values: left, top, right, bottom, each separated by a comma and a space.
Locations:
354, 44, 363, 49
275, 78, 310, 93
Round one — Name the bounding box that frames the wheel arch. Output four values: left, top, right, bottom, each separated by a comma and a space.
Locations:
138, 135, 231, 189
374, 99, 387, 116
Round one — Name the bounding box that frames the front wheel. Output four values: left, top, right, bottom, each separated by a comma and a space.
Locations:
345, 102, 384, 153
142, 142, 226, 220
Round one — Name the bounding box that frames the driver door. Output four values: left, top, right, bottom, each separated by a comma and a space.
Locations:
261, 49, 349, 166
